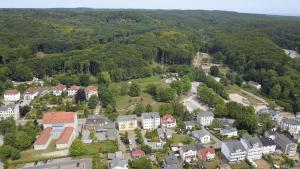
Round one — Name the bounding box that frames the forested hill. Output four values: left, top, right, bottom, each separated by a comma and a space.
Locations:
1, 9, 300, 111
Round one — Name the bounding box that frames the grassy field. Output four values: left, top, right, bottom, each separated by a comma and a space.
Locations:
230, 161, 251, 169
171, 134, 195, 144
98, 140, 118, 153
205, 153, 222, 169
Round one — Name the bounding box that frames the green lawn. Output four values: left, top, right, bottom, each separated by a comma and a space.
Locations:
85, 142, 101, 155
99, 140, 118, 153
230, 161, 251, 169
171, 134, 195, 144
205, 152, 222, 169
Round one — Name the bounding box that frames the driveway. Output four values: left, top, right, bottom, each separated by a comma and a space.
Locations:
117, 132, 127, 152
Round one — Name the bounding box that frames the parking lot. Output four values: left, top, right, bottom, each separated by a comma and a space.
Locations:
20, 158, 92, 169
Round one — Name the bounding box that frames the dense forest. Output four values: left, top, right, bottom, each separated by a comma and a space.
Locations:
1, 9, 300, 111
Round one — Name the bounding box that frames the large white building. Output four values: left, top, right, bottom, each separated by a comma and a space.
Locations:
240, 135, 263, 160
260, 137, 276, 155
0, 104, 19, 120
280, 118, 300, 135
221, 141, 246, 163
196, 111, 214, 126
34, 112, 77, 150
179, 144, 197, 163
141, 112, 160, 130
4, 89, 20, 102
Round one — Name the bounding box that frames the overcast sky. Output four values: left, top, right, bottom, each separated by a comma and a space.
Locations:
1, 0, 299, 16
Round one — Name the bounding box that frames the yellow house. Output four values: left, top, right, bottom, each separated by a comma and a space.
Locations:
117, 115, 138, 131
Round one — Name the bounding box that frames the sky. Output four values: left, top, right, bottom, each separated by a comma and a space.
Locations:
0, 0, 300, 16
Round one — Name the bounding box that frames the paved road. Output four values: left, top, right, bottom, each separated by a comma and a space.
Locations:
21, 158, 92, 169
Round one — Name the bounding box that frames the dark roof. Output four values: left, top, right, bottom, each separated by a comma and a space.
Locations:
0, 103, 17, 111
181, 144, 197, 152
260, 137, 276, 146
163, 151, 182, 169
86, 114, 106, 124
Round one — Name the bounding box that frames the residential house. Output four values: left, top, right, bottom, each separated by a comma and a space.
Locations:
3, 89, 20, 102
85, 85, 98, 100
117, 115, 137, 131
240, 135, 263, 160
157, 128, 173, 140
108, 151, 128, 169
221, 140, 246, 163
162, 151, 182, 169
260, 137, 276, 155
33, 112, 77, 150
248, 81, 262, 90
280, 118, 300, 135
197, 146, 215, 161
273, 133, 297, 157
192, 130, 210, 144
52, 84, 66, 96
131, 149, 145, 158
0, 103, 19, 120
24, 87, 39, 101
161, 114, 176, 128
257, 108, 278, 121
184, 120, 197, 130
84, 114, 107, 130
196, 111, 214, 126
220, 127, 238, 138
141, 112, 160, 130
67, 85, 80, 97
179, 144, 197, 163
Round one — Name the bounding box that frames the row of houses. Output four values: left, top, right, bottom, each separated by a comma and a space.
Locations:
3, 84, 98, 102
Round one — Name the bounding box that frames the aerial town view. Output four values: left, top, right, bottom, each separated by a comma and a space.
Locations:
0, 0, 300, 169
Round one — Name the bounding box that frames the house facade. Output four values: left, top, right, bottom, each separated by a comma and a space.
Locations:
24, 87, 39, 101
260, 137, 276, 155
67, 85, 80, 96
240, 135, 263, 160
117, 115, 137, 131
179, 144, 197, 163
84, 114, 107, 130
197, 147, 215, 161
52, 84, 66, 96
0, 104, 19, 120
280, 118, 300, 135
141, 112, 160, 130
273, 133, 297, 157
161, 114, 176, 128
85, 85, 98, 100
34, 112, 77, 150
4, 89, 20, 102
221, 141, 246, 163
196, 111, 214, 126
192, 130, 210, 144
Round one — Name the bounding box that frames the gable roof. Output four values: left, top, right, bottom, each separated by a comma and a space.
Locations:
4, 89, 19, 95
192, 129, 208, 138
67, 85, 80, 91
85, 85, 98, 93
197, 111, 214, 117
181, 144, 197, 152
223, 140, 246, 152
260, 137, 276, 147
43, 112, 75, 124
54, 84, 66, 91
24, 87, 39, 95
0, 103, 17, 111
56, 127, 74, 144
142, 112, 160, 119
117, 115, 137, 122
163, 151, 182, 169
34, 127, 52, 145
131, 149, 145, 157
161, 114, 176, 124
198, 147, 215, 159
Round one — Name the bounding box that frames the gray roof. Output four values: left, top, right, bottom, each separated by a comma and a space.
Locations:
223, 140, 246, 152
157, 128, 164, 136
0, 103, 17, 111
192, 129, 208, 138
117, 115, 137, 122
197, 111, 214, 117
260, 137, 276, 147
257, 108, 278, 117
275, 133, 295, 145
109, 158, 127, 169
181, 144, 197, 152
86, 114, 106, 124
221, 127, 237, 134
142, 112, 160, 119
282, 118, 300, 126
163, 151, 182, 169
242, 135, 263, 148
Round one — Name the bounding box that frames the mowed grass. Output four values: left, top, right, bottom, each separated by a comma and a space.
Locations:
230, 161, 251, 169
99, 140, 118, 153
172, 134, 195, 144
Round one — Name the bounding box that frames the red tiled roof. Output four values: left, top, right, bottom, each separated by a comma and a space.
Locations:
24, 87, 39, 94
131, 149, 145, 157
85, 85, 98, 93
34, 127, 52, 145
56, 127, 74, 144
161, 114, 176, 124
198, 147, 215, 160
43, 112, 75, 124
4, 89, 19, 95
67, 85, 80, 91
55, 84, 66, 91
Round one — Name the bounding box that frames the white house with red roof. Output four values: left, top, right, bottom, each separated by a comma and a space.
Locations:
198, 147, 215, 161
52, 84, 66, 96
67, 85, 80, 97
24, 87, 39, 100
85, 85, 98, 100
4, 89, 20, 102
34, 112, 77, 150
161, 114, 176, 128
